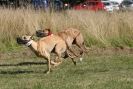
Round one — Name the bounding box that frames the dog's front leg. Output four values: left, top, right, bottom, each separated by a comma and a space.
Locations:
53, 56, 62, 67
47, 58, 51, 74
42, 52, 51, 74
51, 60, 59, 65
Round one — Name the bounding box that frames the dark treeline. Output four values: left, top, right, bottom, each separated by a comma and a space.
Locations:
0, 0, 31, 7
0, 0, 85, 7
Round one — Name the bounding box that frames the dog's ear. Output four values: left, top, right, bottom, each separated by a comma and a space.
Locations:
45, 28, 51, 32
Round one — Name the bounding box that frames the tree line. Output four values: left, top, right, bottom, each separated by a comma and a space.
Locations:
0, 0, 85, 8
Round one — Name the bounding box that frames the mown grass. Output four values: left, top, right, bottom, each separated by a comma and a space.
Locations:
0, 53, 133, 89
0, 8, 133, 51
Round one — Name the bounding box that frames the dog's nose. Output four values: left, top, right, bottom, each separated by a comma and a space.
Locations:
16, 37, 22, 44
16, 37, 20, 41
36, 31, 40, 36
36, 31, 40, 35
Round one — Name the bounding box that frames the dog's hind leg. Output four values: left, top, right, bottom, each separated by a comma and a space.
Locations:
53, 56, 62, 67
66, 38, 80, 57
71, 58, 76, 65
53, 53, 62, 67
75, 34, 88, 53
54, 43, 65, 66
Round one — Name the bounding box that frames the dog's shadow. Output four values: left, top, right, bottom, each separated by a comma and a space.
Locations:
0, 62, 47, 75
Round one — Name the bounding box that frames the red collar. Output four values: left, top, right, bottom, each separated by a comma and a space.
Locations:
48, 32, 52, 36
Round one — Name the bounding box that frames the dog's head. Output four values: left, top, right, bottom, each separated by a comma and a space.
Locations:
16, 35, 32, 45
36, 28, 51, 37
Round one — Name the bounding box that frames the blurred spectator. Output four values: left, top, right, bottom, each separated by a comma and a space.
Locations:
32, 0, 49, 9
53, 0, 63, 11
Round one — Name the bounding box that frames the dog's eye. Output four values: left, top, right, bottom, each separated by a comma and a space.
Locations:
24, 37, 26, 39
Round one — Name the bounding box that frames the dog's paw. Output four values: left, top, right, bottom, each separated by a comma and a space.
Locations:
53, 62, 62, 67
46, 71, 50, 74
80, 57, 83, 62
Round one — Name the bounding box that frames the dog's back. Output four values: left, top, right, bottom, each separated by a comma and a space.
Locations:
64, 28, 81, 38
37, 34, 67, 55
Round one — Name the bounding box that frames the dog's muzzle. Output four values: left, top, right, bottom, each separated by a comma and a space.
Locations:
36, 30, 47, 37
16, 37, 30, 45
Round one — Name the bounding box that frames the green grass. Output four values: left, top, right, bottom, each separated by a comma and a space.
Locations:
0, 53, 133, 89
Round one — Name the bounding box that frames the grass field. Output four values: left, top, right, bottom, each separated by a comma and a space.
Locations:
0, 51, 133, 89
0, 8, 133, 89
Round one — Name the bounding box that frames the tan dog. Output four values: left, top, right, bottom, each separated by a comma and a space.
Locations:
36, 28, 88, 57
17, 34, 67, 74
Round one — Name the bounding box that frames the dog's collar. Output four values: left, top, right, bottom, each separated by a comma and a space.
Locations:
50, 34, 53, 36
48, 32, 53, 36
25, 40, 33, 47
47, 34, 53, 36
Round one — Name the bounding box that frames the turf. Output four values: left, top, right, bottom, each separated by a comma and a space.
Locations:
0, 53, 133, 89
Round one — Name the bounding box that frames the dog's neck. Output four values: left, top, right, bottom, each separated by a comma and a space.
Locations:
26, 40, 38, 51
26, 40, 33, 47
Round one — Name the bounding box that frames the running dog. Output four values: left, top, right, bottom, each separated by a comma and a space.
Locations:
36, 28, 88, 57
17, 34, 68, 74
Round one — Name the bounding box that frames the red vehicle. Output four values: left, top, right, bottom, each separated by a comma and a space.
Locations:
73, 0, 105, 11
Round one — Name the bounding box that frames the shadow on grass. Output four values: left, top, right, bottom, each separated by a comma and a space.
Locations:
0, 62, 48, 74
0, 70, 34, 74
0, 70, 49, 75
0, 61, 47, 67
